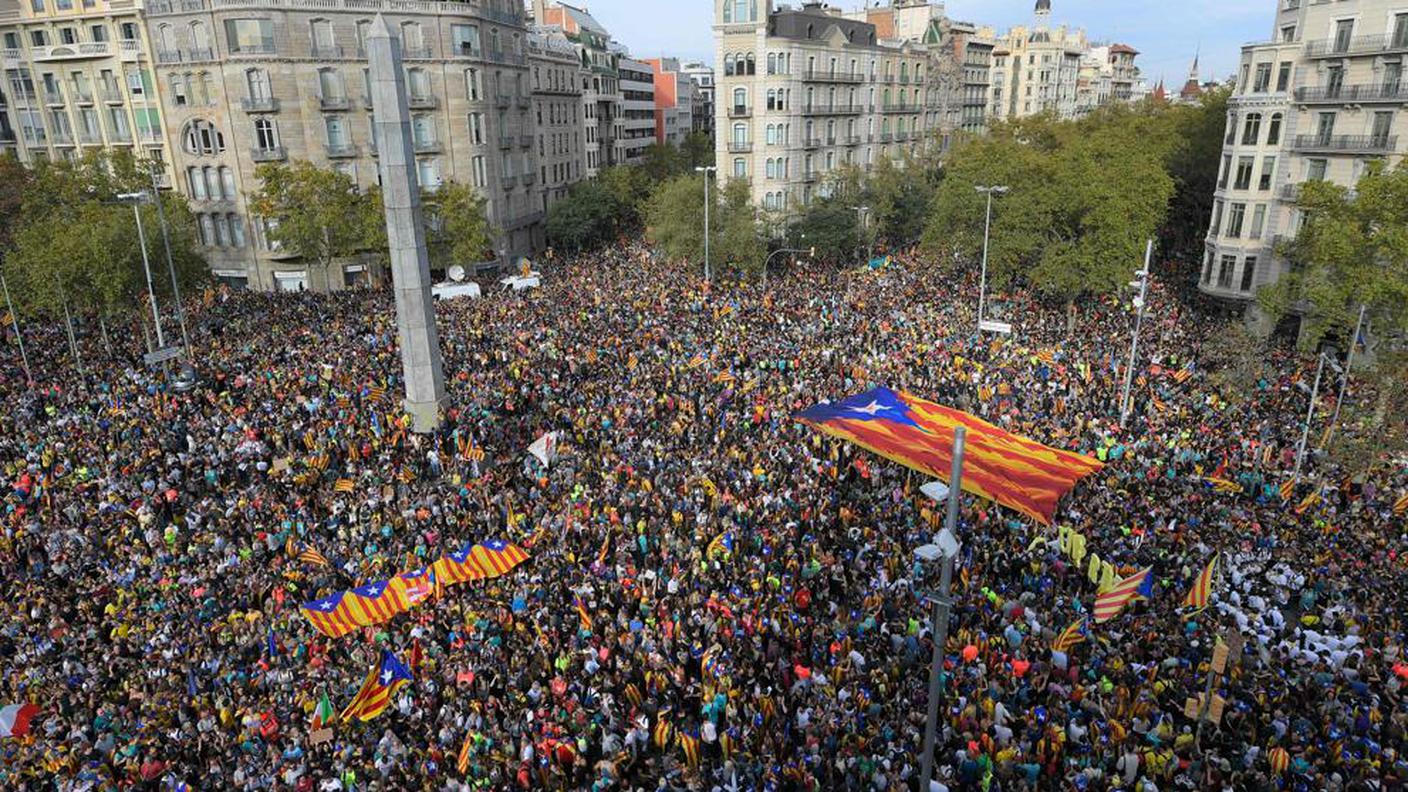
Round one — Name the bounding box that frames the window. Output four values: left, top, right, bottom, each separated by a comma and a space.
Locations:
412, 114, 434, 146
468, 112, 484, 144
767, 53, 776, 75
732, 87, 747, 113
1233, 157, 1254, 190
1226, 203, 1246, 238
417, 158, 440, 189
190, 22, 210, 53
1252, 63, 1271, 93
310, 19, 334, 52
170, 74, 188, 106
733, 157, 746, 178
1249, 205, 1266, 240
451, 24, 480, 56
1241, 113, 1261, 145
724, 55, 735, 77
1217, 254, 1236, 288
1266, 114, 1281, 146
745, 53, 755, 75
407, 68, 430, 99
1395, 13, 1408, 49
1306, 158, 1327, 182
228, 215, 246, 247
200, 215, 216, 246
1240, 256, 1257, 292
401, 22, 424, 53
1218, 154, 1231, 189
187, 167, 207, 199
254, 117, 278, 150
318, 68, 343, 101
89, 25, 107, 43
225, 19, 275, 54
220, 166, 236, 198
1276, 63, 1291, 93
1258, 157, 1275, 191
1333, 20, 1353, 54
471, 155, 486, 188
1371, 111, 1393, 146
355, 20, 372, 54
732, 122, 747, 146
325, 116, 348, 146
182, 119, 225, 155
204, 168, 221, 200
1314, 112, 1335, 144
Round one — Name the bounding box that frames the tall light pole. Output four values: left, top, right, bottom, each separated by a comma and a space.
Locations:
850, 205, 872, 262
1119, 239, 1154, 429
148, 166, 192, 356
917, 426, 966, 791
974, 185, 1007, 333
694, 165, 717, 282
762, 246, 813, 289
1294, 351, 1327, 481
117, 192, 167, 352
0, 267, 32, 383
1323, 303, 1366, 451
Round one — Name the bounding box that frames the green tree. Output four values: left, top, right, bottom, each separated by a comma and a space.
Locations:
422, 180, 494, 271
1161, 88, 1230, 261
641, 142, 684, 183
598, 165, 651, 227
789, 199, 861, 263
867, 154, 936, 246
645, 175, 763, 274
714, 178, 765, 273
248, 161, 383, 273
680, 132, 714, 170
546, 179, 620, 253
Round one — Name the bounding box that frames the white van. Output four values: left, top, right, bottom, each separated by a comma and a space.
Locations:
431, 282, 482, 301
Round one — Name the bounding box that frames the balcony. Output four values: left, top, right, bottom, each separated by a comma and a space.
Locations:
311, 45, 343, 60
1278, 184, 1301, 202
319, 94, 351, 111
487, 49, 528, 67
802, 137, 821, 149
1306, 34, 1408, 58
881, 103, 911, 113
402, 46, 433, 60
71, 90, 94, 105
802, 69, 864, 83
138, 127, 163, 143
1294, 83, 1408, 104
51, 131, 74, 146
845, 135, 861, 146
882, 74, 896, 84
157, 50, 185, 64
2, 48, 21, 68
519, 134, 533, 147
878, 132, 893, 143
229, 45, 276, 56
727, 140, 752, 153
42, 89, 64, 105
407, 94, 438, 110
894, 131, 909, 142
516, 95, 531, 109
188, 48, 214, 62
801, 170, 820, 183
1291, 134, 1397, 153
241, 96, 280, 112
118, 40, 144, 62
728, 105, 751, 118
413, 139, 442, 154
251, 146, 287, 162
326, 143, 357, 158
495, 94, 511, 109
501, 174, 518, 189
32, 42, 112, 62
521, 172, 535, 186
498, 135, 513, 149
506, 209, 544, 229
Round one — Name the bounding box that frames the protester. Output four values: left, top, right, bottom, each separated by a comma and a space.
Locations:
0, 242, 1404, 792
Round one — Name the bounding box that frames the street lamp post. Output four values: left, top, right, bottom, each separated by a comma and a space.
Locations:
1119, 239, 1154, 429
117, 192, 167, 353
1294, 351, 1327, 481
850, 205, 872, 262
694, 166, 717, 282
0, 268, 33, 383
762, 246, 813, 289
917, 425, 967, 790
1323, 303, 1366, 451
974, 186, 1008, 334
148, 167, 192, 356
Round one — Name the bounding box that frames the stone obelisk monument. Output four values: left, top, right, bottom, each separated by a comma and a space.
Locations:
367, 14, 445, 433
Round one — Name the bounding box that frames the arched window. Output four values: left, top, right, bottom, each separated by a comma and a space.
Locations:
732, 87, 747, 112
1242, 112, 1261, 145
767, 53, 776, 75
766, 158, 775, 179
1267, 113, 1282, 145
745, 53, 755, 75
732, 122, 747, 146
182, 119, 225, 155
766, 124, 775, 145
722, 1, 732, 23
724, 54, 736, 77
733, 157, 746, 178
157, 24, 176, 54
189, 21, 209, 52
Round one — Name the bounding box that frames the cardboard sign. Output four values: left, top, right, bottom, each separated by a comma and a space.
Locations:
309, 728, 334, 745
1184, 697, 1201, 720
1208, 694, 1227, 724
1212, 641, 1230, 674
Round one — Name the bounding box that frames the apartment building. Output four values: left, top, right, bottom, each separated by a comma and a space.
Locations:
617, 54, 653, 163
529, 26, 586, 217
646, 56, 698, 147
951, 20, 994, 136
531, 0, 618, 177
681, 61, 714, 139
714, 0, 931, 213
1, 0, 170, 172
1076, 44, 1144, 116
136, 0, 537, 291
1200, 0, 1408, 305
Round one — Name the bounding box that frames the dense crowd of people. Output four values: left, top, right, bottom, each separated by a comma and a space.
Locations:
1, 242, 1405, 791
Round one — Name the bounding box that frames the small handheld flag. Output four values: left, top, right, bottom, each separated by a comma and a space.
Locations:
311, 692, 335, 730
1182, 554, 1219, 612
1051, 618, 1088, 653
706, 531, 734, 560
340, 650, 413, 722
298, 546, 330, 567
574, 597, 593, 632
1093, 567, 1154, 623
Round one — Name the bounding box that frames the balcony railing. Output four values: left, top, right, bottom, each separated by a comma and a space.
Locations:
498, 135, 513, 149
516, 95, 531, 109
42, 89, 64, 105
728, 105, 751, 118
241, 96, 279, 112
801, 137, 821, 149
802, 69, 864, 83
1306, 34, 1408, 58
311, 44, 343, 59
71, 90, 94, 104
501, 174, 518, 189
251, 145, 287, 162
407, 94, 438, 110
326, 143, 356, 158
101, 87, 124, 103
487, 49, 527, 66
878, 132, 893, 143
1278, 184, 1301, 202
844, 135, 861, 145
32, 41, 112, 61
726, 140, 752, 153
413, 140, 442, 154
1291, 134, 1397, 153
229, 45, 276, 56
521, 172, 535, 186
881, 103, 911, 113
319, 94, 351, 111
519, 134, 533, 147
801, 170, 820, 182
495, 94, 511, 109
1294, 83, 1408, 103
402, 46, 433, 60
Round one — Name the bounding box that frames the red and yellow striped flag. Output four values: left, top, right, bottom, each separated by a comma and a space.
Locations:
1051, 618, 1087, 653
1182, 553, 1219, 612
1394, 493, 1408, 516
333, 478, 355, 494
574, 597, 593, 632
298, 546, 330, 567
1279, 479, 1296, 502
795, 388, 1104, 525
457, 731, 473, 774
1295, 491, 1321, 515
1093, 567, 1154, 623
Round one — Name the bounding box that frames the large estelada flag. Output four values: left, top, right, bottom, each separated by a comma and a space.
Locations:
795, 387, 1103, 524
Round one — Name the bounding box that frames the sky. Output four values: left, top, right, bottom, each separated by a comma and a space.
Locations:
571, 0, 1272, 90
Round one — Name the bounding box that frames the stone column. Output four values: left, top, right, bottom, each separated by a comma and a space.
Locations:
367, 14, 446, 433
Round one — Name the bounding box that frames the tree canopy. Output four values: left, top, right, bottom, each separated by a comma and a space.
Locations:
645, 175, 764, 274
422, 180, 495, 272
248, 161, 384, 273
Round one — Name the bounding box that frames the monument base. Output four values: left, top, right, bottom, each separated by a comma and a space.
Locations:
403, 398, 445, 434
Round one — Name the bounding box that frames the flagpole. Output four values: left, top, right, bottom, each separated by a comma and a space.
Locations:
1322, 303, 1365, 452
920, 426, 966, 790
1192, 556, 1225, 755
